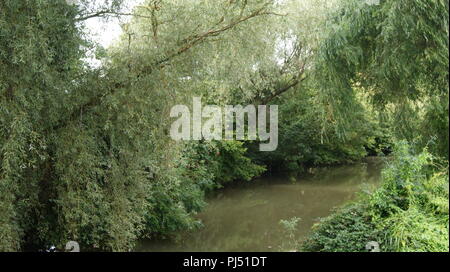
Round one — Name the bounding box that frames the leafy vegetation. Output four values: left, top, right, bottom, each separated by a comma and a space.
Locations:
247, 83, 386, 173
0, 0, 448, 252
302, 141, 449, 252
279, 216, 301, 251
300, 0, 448, 252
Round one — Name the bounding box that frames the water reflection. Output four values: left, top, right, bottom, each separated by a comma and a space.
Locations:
137, 157, 384, 252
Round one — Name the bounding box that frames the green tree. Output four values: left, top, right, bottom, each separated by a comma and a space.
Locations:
0, 0, 281, 251
312, 0, 449, 158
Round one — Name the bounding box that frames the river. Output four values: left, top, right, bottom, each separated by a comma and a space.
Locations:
137, 157, 384, 252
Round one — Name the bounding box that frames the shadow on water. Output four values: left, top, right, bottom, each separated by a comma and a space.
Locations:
136, 157, 385, 252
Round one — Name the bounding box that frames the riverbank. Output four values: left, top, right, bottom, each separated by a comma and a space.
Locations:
302, 143, 449, 252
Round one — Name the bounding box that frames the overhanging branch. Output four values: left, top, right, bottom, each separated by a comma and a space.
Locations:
55, 3, 277, 131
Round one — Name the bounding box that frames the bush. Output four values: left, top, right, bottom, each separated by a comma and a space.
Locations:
301, 141, 449, 252
301, 202, 382, 252
182, 141, 266, 189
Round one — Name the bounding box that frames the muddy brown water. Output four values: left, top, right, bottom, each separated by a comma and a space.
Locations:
137, 157, 384, 252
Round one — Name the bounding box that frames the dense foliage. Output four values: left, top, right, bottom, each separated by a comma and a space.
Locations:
247, 83, 387, 173
300, 0, 449, 252
0, 0, 287, 251
313, 0, 449, 157
302, 141, 449, 252
0, 0, 448, 252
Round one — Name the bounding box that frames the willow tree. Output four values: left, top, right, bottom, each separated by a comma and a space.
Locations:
313, 0, 449, 158
0, 0, 89, 251
107, 0, 361, 180
1, 0, 290, 251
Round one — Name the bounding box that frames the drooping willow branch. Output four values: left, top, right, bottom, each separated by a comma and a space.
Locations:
54, 3, 280, 131
146, 6, 284, 71
75, 10, 157, 21
251, 41, 308, 105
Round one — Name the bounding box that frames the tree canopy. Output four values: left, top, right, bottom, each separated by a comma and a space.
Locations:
0, 0, 448, 251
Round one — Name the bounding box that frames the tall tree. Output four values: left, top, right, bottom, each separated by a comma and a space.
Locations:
0, 0, 282, 251
313, 0, 449, 157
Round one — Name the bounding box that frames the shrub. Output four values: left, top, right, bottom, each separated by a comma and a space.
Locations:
301, 141, 449, 252
301, 202, 382, 252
